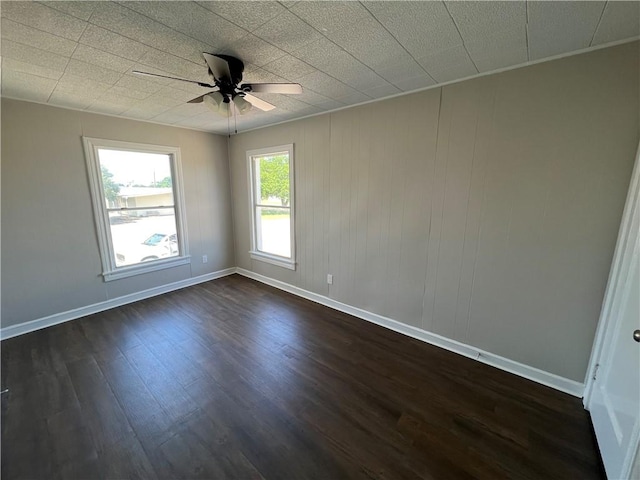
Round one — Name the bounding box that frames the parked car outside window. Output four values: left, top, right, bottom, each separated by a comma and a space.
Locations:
116, 233, 178, 265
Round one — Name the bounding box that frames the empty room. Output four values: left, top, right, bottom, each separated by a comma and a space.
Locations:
1, 1, 639, 478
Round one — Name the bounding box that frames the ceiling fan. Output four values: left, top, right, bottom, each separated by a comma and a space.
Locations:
133, 53, 302, 117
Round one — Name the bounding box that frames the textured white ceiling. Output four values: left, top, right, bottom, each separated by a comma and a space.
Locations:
1, 1, 638, 134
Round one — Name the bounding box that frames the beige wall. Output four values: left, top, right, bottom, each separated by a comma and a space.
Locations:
1, 99, 234, 327
229, 42, 639, 382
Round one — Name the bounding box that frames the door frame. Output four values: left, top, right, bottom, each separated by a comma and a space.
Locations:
583, 140, 640, 477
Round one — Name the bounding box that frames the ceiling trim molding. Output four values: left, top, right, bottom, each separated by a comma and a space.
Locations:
237, 36, 640, 135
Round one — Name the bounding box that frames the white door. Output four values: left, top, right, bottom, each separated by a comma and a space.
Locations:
585, 143, 640, 480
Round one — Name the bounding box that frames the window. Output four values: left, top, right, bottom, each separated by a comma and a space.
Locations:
83, 137, 189, 281
248, 144, 295, 270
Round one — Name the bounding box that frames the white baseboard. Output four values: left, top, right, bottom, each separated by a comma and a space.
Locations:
0, 268, 236, 341
236, 268, 585, 398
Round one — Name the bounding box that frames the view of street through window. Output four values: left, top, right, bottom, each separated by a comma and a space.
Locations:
99, 149, 179, 267
109, 212, 177, 266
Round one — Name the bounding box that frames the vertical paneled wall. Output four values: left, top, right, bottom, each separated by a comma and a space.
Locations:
230, 42, 639, 382
328, 91, 441, 327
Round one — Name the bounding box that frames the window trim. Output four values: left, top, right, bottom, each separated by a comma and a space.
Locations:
83, 137, 190, 281
247, 144, 296, 270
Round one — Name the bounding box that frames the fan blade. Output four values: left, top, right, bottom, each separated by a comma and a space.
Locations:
242, 83, 302, 94
132, 70, 215, 88
203, 53, 231, 81
243, 94, 276, 111
188, 94, 206, 104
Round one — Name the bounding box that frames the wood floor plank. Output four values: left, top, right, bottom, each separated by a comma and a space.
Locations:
154, 408, 265, 480
121, 343, 199, 424
47, 422, 102, 480
65, 356, 135, 454
1, 406, 56, 479
184, 377, 357, 480
0, 274, 604, 479
99, 434, 159, 480
144, 339, 207, 388
94, 353, 173, 447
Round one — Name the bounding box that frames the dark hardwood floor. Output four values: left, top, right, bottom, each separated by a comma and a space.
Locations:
1, 274, 604, 479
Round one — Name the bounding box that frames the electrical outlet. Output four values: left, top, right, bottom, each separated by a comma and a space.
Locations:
327, 274, 333, 285
202, 255, 208, 263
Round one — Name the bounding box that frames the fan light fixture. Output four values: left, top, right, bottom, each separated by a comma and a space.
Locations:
233, 95, 252, 114
203, 92, 232, 117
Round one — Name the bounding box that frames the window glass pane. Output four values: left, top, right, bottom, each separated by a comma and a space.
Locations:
256, 206, 290, 258
256, 154, 290, 206
109, 209, 179, 267
97, 149, 174, 209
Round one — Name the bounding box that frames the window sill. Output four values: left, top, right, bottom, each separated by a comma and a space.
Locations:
249, 251, 296, 270
103, 256, 191, 281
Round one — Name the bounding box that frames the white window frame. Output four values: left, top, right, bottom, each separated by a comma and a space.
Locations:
247, 144, 296, 270
83, 137, 190, 281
